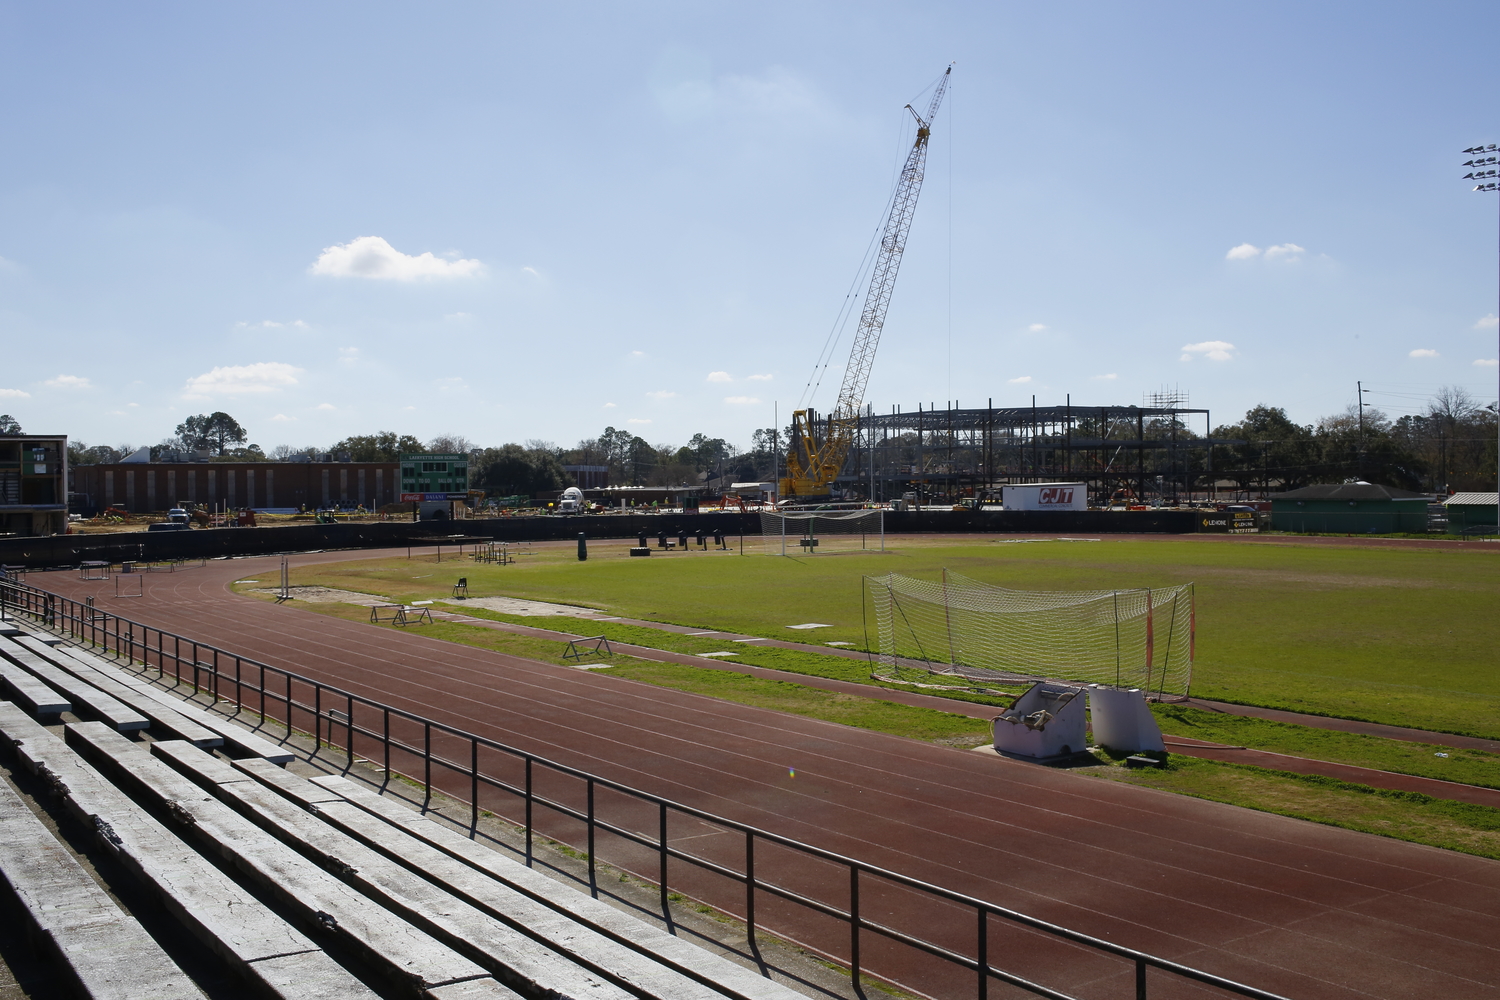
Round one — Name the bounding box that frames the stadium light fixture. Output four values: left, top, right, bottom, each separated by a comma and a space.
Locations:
1465, 144, 1500, 532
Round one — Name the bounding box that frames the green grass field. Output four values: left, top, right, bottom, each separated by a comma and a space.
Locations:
290, 534, 1500, 738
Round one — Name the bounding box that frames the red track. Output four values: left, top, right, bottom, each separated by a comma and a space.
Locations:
28, 551, 1500, 1000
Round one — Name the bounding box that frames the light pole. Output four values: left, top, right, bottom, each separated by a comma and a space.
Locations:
1463, 144, 1500, 531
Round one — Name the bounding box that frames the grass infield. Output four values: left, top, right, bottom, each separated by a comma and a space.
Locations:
289, 533, 1500, 738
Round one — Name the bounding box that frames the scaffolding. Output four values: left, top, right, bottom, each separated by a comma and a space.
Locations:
812, 398, 1234, 504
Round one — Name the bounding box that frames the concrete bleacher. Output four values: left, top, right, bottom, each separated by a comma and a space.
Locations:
0, 623, 812, 1000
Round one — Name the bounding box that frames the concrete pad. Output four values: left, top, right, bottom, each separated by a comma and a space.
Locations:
0, 658, 70, 716
43, 640, 294, 763
0, 704, 378, 999
0, 640, 148, 731
165, 749, 634, 1000
66, 725, 496, 996
10, 637, 221, 748
311, 775, 807, 1000
0, 763, 205, 1000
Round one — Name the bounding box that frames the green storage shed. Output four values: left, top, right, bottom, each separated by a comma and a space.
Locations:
1271, 483, 1430, 534
1443, 492, 1499, 534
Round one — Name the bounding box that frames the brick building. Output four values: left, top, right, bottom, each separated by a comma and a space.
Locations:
0, 434, 68, 536
71, 462, 400, 514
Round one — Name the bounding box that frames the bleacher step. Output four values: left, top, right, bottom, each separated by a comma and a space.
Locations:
239, 759, 789, 1000
152, 741, 637, 1000
0, 765, 206, 1000
0, 640, 150, 732
311, 774, 805, 1000
64, 724, 509, 999
0, 657, 70, 717
40, 638, 294, 762
9, 636, 222, 747
0, 703, 378, 999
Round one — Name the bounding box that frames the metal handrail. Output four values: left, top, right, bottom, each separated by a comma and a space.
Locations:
0, 577, 1291, 1000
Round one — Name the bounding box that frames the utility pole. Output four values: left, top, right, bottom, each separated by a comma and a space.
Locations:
1357, 381, 1371, 479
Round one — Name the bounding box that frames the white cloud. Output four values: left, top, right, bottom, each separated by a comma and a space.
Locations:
521, 266, 539, 277
1475, 314, 1499, 330
646, 390, 677, 400
706, 371, 733, 382
1091, 373, 1118, 381
1007, 375, 1033, 384
0, 388, 30, 399
627, 418, 651, 425
1472, 358, 1497, 367
45, 374, 91, 389
723, 395, 761, 405
1180, 341, 1237, 362
316, 403, 336, 411
182, 362, 301, 398
270, 413, 295, 422
310, 236, 482, 281
603, 402, 617, 409
1027, 323, 1048, 333
1409, 348, 1439, 358
1263, 243, 1306, 260
630, 350, 645, 357
338, 347, 359, 366
236, 319, 308, 330
747, 373, 773, 381
1226, 243, 1261, 260
444, 312, 471, 321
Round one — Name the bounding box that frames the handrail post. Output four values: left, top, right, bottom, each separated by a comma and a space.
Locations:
849, 865, 861, 988
470, 737, 479, 835
977, 907, 988, 1000
314, 685, 323, 757
587, 778, 597, 898
346, 693, 354, 770
745, 830, 756, 949
659, 802, 670, 926
1136, 958, 1147, 1000
382, 707, 391, 780
524, 757, 533, 867
422, 722, 432, 813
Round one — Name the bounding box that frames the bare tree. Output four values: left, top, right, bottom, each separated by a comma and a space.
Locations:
427, 434, 473, 454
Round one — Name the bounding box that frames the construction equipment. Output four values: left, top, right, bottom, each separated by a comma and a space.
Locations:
781, 67, 950, 499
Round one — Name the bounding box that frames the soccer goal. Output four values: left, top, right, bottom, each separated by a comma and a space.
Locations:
760, 508, 885, 555
866, 570, 1194, 699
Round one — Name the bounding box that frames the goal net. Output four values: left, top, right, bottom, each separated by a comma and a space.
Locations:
867, 570, 1193, 698
761, 509, 885, 555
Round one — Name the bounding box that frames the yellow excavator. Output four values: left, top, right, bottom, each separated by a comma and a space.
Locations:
781, 67, 950, 499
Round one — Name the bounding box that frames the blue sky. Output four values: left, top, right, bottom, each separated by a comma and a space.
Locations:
1, 2, 1496, 453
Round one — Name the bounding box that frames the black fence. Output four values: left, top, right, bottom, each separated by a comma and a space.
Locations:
0, 578, 1288, 1000
0, 508, 1208, 569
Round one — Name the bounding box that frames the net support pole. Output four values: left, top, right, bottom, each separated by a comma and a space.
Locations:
880, 510, 885, 551
781, 515, 786, 557
1144, 589, 1155, 694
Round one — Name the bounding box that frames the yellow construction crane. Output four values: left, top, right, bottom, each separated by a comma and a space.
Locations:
781, 67, 950, 499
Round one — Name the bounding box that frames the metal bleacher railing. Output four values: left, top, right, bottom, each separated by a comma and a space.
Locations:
0, 577, 1290, 1000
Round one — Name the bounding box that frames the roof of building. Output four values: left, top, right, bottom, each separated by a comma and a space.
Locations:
1274, 483, 1429, 501
1444, 492, 1500, 506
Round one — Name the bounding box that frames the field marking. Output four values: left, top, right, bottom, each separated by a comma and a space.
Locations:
786, 623, 834, 630
733, 638, 771, 643
699, 652, 741, 658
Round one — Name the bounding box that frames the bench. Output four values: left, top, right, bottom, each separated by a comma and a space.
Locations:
0, 765, 203, 1000
7, 635, 219, 746
0, 657, 70, 717
0, 638, 149, 732
217, 753, 806, 1000
0, 703, 379, 999
306, 774, 807, 1000
153, 744, 636, 1000
64, 725, 513, 998
34, 637, 292, 763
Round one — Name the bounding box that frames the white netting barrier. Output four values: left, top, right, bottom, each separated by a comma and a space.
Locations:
761, 509, 885, 555
867, 570, 1194, 698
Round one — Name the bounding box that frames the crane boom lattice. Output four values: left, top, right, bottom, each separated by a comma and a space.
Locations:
783, 67, 950, 498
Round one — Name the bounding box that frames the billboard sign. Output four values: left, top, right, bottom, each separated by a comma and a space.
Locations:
400, 492, 469, 502
1002, 482, 1088, 512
